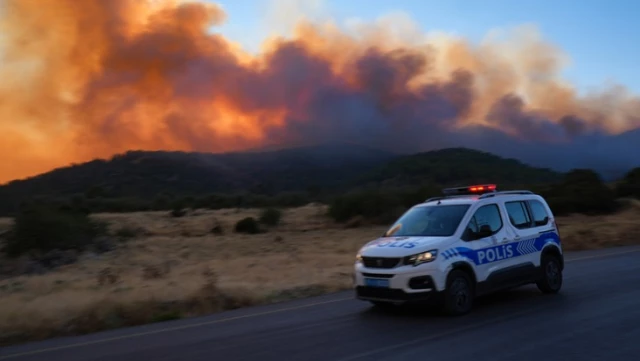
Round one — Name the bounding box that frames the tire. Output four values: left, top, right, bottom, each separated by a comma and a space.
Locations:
536, 254, 563, 294
442, 269, 474, 316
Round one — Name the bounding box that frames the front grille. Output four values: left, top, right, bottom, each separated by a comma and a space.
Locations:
357, 287, 406, 300
362, 273, 394, 278
362, 257, 401, 269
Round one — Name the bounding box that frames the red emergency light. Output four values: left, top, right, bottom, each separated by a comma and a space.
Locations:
469, 184, 496, 192
442, 184, 497, 196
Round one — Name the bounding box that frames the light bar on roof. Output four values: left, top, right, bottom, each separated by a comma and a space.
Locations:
442, 184, 497, 196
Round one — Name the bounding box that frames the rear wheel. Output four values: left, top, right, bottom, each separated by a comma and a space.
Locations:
442, 270, 474, 316
536, 254, 563, 294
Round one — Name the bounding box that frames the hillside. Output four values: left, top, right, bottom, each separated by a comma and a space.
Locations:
0, 144, 565, 215
354, 147, 562, 188
0, 142, 394, 195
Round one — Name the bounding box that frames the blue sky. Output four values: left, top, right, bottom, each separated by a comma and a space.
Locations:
210, 0, 640, 94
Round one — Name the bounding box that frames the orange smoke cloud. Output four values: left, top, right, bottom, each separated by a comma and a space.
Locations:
1, 0, 639, 184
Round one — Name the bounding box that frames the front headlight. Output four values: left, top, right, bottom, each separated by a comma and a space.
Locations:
404, 249, 438, 266
355, 252, 363, 264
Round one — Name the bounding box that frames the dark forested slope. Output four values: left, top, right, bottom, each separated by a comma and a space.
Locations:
0, 143, 566, 215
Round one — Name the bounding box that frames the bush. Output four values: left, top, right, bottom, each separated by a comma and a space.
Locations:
328, 189, 402, 224
170, 207, 187, 218
3, 205, 106, 257
327, 184, 440, 224
616, 167, 640, 199
210, 224, 224, 235
234, 217, 261, 234
259, 208, 282, 226
541, 169, 618, 216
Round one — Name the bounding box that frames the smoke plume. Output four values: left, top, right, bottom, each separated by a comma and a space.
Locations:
1, 0, 639, 183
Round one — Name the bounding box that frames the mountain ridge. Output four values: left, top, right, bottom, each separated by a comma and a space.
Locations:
0, 142, 562, 204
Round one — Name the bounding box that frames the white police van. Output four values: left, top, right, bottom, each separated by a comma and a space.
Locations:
354, 184, 564, 315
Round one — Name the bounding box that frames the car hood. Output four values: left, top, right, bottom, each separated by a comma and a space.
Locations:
359, 236, 453, 257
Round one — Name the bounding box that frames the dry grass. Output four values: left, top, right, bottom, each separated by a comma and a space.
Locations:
558, 199, 640, 250
0, 202, 639, 345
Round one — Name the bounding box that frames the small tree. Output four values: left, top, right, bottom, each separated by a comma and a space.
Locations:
543, 169, 618, 215
3, 205, 106, 257
170, 207, 187, 218
616, 167, 640, 199
234, 217, 260, 234
328, 190, 398, 224
259, 208, 282, 226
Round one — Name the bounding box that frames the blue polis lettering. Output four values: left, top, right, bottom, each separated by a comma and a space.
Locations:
442, 232, 561, 265
477, 244, 514, 264
376, 240, 417, 249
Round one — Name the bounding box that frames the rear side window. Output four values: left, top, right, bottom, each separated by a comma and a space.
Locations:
505, 201, 532, 229
528, 200, 550, 227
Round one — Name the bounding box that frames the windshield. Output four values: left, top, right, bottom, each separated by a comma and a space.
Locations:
384, 204, 471, 237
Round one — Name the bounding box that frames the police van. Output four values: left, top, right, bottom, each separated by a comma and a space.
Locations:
354, 184, 564, 316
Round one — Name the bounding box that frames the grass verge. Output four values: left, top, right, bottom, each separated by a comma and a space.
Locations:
1, 201, 639, 346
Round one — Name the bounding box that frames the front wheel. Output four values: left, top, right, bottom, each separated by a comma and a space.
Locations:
442, 270, 474, 316
536, 255, 563, 294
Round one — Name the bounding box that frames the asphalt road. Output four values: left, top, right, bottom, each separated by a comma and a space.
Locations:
2, 245, 640, 361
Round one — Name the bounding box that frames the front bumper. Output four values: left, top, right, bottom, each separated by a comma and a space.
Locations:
353, 262, 447, 304
355, 285, 440, 304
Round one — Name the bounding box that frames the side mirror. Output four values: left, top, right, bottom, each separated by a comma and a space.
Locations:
462, 225, 493, 242
476, 225, 493, 239
461, 227, 473, 242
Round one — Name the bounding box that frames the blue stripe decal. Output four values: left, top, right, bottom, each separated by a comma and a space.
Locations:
442, 232, 560, 265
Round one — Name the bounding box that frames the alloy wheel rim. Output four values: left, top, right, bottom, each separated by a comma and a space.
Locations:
452, 278, 469, 309
546, 261, 560, 288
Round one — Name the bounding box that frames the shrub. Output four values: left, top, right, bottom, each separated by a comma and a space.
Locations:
327, 184, 440, 224
328, 189, 403, 224
541, 169, 618, 216
616, 167, 640, 199
170, 207, 187, 218
234, 217, 260, 234
210, 224, 224, 235
259, 208, 282, 226
151, 311, 182, 323
3, 205, 106, 257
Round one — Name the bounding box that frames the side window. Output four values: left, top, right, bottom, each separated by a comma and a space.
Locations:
463, 204, 503, 240
505, 201, 532, 229
528, 200, 550, 227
